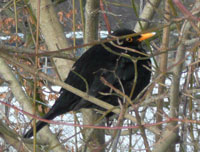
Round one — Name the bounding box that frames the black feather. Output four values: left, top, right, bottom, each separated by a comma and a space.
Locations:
24, 29, 151, 138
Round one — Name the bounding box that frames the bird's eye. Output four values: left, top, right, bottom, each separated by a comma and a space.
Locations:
126, 37, 133, 42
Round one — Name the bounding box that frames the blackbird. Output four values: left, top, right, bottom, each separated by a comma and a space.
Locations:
24, 29, 154, 138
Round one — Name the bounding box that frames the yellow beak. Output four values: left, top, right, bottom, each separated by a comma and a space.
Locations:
138, 32, 156, 42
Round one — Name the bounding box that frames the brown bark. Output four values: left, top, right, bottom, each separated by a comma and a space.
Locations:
134, 0, 161, 32
81, 0, 105, 152
156, 0, 170, 142
28, 0, 74, 151
30, 0, 74, 81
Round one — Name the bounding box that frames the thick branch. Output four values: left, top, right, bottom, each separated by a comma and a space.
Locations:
134, 0, 161, 32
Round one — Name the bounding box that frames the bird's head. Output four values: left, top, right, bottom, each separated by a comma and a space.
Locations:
110, 29, 156, 47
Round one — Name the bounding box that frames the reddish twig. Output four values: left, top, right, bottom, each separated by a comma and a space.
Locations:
100, 0, 111, 34
1, 100, 200, 130
173, 0, 200, 21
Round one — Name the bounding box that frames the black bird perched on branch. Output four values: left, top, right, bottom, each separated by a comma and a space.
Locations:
24, 29, 154, 138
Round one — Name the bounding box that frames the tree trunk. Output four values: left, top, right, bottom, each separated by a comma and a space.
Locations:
81, 0, 105, 152
30, 0, 74, 81
29, 0, 74, 151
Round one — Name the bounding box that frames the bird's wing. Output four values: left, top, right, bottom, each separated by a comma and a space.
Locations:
54, 44, 118, 109
62, 44, 117, 93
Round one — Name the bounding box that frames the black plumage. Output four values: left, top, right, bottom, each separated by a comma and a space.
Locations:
24, 29, 153, 138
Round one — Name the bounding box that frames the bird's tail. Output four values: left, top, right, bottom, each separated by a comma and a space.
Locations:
23, 110, 56, 138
